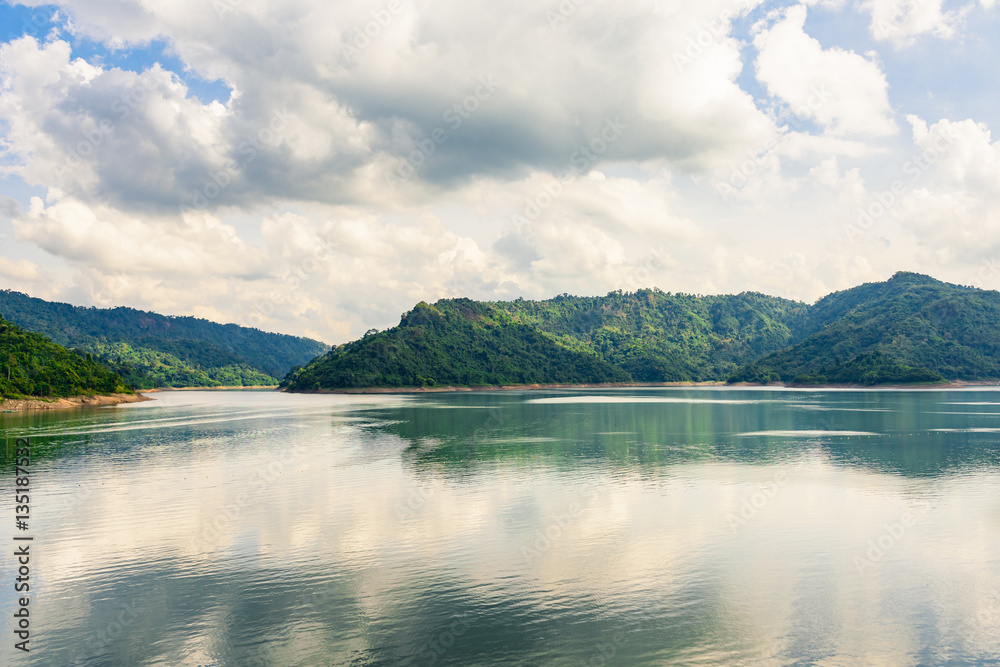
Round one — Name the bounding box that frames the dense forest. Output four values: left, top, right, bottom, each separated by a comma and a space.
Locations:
729, 272, 999, 383
285, 272, 991, 391
497, 289, 809, 381
282, 300, 630, 390
0, 291, 328, 389
0, 316, 132, 399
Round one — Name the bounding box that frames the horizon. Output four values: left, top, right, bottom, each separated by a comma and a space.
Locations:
1, 268, 987, 346
2, 1, 1000, 342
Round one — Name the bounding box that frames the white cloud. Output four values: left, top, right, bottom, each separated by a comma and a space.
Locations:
754, 5, 897, 138
2, 0, 1000, 342
0, 256, 39, 280
863, 0, 969, 48
14, 195, 268, 277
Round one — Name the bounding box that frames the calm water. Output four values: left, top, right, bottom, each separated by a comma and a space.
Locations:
2, 388, 1000, 666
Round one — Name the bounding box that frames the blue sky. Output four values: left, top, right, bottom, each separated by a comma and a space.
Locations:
1, 0, 998, 341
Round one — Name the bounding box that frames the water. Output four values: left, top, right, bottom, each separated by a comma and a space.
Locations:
2, 388, 999, 666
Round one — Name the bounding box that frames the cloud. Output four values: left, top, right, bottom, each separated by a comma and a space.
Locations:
0, 256, 39, 280
2, 0, 1000, 342
2, 0, 778, 215
754, 5, 897, 138
14, 195, 269, 277
862, 0, 969, 48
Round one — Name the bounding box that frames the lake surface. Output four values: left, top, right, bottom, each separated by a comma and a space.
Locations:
2, 387, 1000, 666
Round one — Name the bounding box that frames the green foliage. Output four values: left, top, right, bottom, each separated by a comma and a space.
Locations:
0, 290, 328, 388
729, 272, 1000, 382
287, 272, 1000, 391
90, 341, 277, 389
0, 316, 131, 398
497, 288, 810, 381
283, 299, 632, 390
788, 352, 945, 386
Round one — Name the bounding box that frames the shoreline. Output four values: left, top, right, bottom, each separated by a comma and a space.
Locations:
288, 379, 998, 394
145, 385, 279, 392
293, 381, 726, 394
0, 393, 154, 413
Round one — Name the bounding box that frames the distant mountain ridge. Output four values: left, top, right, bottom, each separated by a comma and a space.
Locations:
283, 272, 992, 391
0, 291, 329, 389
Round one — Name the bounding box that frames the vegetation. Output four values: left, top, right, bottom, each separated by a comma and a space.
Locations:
282, 299, 631, 390
286, 272, 998, 391
0, 290, 328, 388
498, 289, 809, 381
728, 272, 999, 383
0, 316, 131, 399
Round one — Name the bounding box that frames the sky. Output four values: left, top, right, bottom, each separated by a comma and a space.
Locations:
0, 0, 998, 344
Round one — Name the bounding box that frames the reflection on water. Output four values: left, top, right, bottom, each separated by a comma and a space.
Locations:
2, 388, 1000, 665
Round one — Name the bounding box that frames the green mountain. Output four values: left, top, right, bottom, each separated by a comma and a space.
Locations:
0, 290, 329, 389
285, 272, 994, 391
283, 290, 809, 391
729, 272, 997, 384
0, 316, 131, 399
497, 290, 809, 381
282, 299, 631, 390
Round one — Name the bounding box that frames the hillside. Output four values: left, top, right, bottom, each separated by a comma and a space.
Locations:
728, 272, 998, 383
0, 291, 329, 389
283, 290, 809, 391
285, 272, 999, 391
282, 300, 631, 390
0, 316, 132, 399
498, 289, 809, 381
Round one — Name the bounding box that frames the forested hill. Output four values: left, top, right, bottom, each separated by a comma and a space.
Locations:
282, 290, 809, 390
0, 316, 131, 399
727, 272, 999, 384
0, 291, 329, 389
496, 290, 809, 381
282, 300, 632, 390
284, 273, 999, 391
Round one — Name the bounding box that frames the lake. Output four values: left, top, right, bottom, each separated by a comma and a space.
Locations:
2, 388, 1000, 666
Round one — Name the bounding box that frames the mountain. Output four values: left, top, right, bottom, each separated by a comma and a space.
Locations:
728, 272, 998, 384
282, 290, 809, 391
497, 290, 809, 381
0, 291, 329, 389
285, 272, 996, 391
282, 299, 631, 390
0, 315, 132, 399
